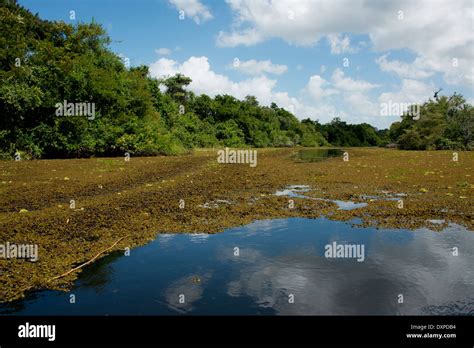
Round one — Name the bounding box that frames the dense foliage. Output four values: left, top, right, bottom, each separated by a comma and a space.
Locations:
389, 94, 473, 150
1, 1, 471, 159
0, 0, 331, 159
303, 118, 388, 147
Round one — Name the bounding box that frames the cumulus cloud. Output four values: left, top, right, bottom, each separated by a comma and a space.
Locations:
150, 56, 278, 101
327, 34, 357, 54
218, 0, 473, 87
330, 71, 435, 126
303, 69, 390, 126
169, 0, 213, 24
378, 79, 434, 108
331, 68, 379, 93
330, 70, 379, 123
231, 59, 288, 75
376, 54, 433, 79
304, 75, 338, 100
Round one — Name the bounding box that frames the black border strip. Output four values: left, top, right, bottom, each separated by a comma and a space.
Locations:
0, 315, 472, 346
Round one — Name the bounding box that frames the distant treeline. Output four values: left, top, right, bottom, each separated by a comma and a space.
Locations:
1, 1, 472, 159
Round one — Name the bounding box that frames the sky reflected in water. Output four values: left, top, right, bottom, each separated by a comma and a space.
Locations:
1, 218, 473, 315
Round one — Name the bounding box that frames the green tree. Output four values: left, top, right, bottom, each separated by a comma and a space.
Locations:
158, 73, 192, 104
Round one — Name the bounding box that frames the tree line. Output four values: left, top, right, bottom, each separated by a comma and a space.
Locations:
388, 93, 473, 150
0, 1, 472, 159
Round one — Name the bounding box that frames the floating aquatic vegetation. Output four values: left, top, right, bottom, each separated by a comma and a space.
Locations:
0, 148, 472, 302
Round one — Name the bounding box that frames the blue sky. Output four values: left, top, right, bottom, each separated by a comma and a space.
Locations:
19, 0, 473, 128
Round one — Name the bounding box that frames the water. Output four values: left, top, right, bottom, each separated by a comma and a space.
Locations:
1, 218, 473, 315
274, 185, 368, 210
296, 148, 343, 162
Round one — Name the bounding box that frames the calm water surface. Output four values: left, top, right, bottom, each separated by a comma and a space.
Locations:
0, 218, 474, 315
297, 148, 343, 162
1, 218, 473, 315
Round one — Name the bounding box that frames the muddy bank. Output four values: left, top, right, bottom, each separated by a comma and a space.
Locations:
0, 148, 472, 302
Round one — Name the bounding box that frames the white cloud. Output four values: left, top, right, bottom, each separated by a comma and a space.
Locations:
169, 0, 213, 24
302, 68, 388, 126
216, 28, 264, 47
327, 34, 356, 54
376, 54, 433, 79
150, 57, 178, 77
219, 0, 473, 87
155, 47, 172, 56
330, 70, 379, 124
331, 68, 379, 93
232, 59, 288, 75
379, 79, 434, 107
345, 92, 379, 120
304, 75, 338, 100
150, 56, 277, 101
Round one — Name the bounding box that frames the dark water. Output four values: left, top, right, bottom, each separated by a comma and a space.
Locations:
296, 148, 343, 162
1, 218, 473, 315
